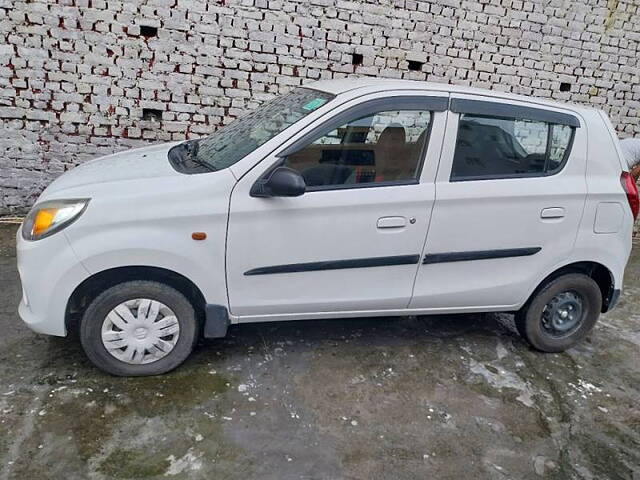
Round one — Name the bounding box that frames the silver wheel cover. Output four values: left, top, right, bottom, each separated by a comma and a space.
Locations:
101, 299, 180, 365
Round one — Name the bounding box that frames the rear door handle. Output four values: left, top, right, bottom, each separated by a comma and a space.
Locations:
377, 216, 407, 229
541, 207, 565, 219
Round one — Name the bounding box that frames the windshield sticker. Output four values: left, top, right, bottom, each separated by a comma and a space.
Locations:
302, 98, 328, 111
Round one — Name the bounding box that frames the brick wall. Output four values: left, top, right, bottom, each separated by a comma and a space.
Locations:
1, 0, 639, 213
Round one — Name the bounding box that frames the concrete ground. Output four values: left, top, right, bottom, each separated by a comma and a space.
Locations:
0, 223, 639, 480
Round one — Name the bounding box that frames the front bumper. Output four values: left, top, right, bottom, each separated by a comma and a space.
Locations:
16, 227, 90, 336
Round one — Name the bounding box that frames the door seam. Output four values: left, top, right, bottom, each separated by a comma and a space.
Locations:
406, 101, 452, 308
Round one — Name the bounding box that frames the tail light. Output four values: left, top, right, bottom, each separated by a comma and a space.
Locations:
621, 171, 639, 221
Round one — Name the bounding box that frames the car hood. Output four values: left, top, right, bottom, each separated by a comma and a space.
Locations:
42, 142, 183, 197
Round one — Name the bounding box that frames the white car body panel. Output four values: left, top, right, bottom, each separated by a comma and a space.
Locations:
63, 169, 235, 308
42, 142, 182, 196
18, 144, 236, 335
17, 226, 89, 336
226, 91, 447, 318
409, 93, 589, 310
15, 79, 634, 337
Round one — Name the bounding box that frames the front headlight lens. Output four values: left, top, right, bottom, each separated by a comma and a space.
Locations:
22, 199, 89, 241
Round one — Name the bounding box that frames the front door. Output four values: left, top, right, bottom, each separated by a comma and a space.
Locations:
226, 93, 447, 320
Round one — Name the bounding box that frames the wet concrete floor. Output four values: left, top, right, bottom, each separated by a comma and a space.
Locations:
0, 223, 639, 479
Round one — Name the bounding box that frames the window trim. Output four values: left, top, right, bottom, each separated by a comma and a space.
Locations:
306, 178, 419, 193
267, 95, 447, 192
449, 113, 577, 183
277, 96, 447, 158
450, 98, 581, 128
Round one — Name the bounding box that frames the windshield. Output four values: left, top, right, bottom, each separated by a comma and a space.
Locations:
170, 88, 335, 173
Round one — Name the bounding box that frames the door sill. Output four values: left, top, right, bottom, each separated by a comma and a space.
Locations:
232, 304, 519, 324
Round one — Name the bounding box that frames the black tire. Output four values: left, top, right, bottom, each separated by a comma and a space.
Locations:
514, 273, 602, 353
80, 280, 198, 376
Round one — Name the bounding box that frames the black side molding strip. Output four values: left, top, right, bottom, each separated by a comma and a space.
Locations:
423, 247, 542, 265
245, 254, 421, 276
450, 98, 581, 128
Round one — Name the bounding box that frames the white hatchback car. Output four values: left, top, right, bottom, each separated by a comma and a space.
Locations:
17, 79, 638, 376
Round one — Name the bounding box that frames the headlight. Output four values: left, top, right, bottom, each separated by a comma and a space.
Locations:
22, 199, 89, 241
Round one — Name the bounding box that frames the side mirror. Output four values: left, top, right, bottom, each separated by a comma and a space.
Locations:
250, 166, 306, 198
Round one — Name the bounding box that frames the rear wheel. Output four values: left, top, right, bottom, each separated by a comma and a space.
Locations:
515, 273, 602, 352
80, 280, 198, 376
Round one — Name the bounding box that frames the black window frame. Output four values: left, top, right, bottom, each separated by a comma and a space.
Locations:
271, 96, 448, 192
449, 99, 579, 182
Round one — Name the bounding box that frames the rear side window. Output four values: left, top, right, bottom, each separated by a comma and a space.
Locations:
451, 113, 576, 181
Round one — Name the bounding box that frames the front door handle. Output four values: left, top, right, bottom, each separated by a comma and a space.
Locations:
377, 216, 407, 229
541, 207, 565, 219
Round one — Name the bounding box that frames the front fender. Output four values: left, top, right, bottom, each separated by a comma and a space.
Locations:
67, 222, 228, 309
63, 171, 235, 309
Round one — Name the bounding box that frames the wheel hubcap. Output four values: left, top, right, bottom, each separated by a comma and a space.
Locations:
134, 327, 148, 340
542, 291, 584, 337
101, 298, 180, 365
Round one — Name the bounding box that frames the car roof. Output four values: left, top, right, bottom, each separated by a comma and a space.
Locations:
307, 78, 595, 115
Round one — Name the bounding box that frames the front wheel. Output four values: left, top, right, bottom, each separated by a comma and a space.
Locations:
80, 280, 198, 376
515, 273, 602, 353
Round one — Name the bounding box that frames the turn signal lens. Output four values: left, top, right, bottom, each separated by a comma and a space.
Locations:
22, 199, 90, 241
32, 208, 57, 237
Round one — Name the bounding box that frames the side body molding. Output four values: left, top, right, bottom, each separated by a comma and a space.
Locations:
423, 247, 542, 264
245, 254, 421, 276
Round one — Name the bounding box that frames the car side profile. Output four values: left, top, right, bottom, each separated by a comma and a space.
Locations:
17, 79, 639, 376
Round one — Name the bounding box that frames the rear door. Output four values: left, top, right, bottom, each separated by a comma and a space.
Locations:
226, 92, 448, 320
410, 94, 588, 311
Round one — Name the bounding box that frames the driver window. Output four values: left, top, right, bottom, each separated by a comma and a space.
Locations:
283, 109, 432, 189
